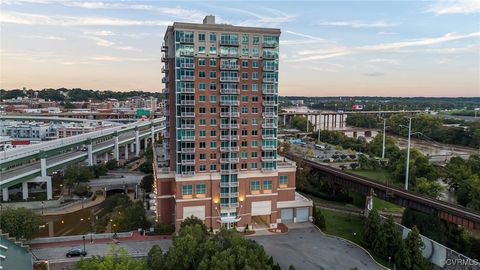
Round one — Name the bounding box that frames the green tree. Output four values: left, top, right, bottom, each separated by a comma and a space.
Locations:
147, 244, 166, 270
413, 177, 445, 199
312, 205, 326, 230
363, 209, 381, 249
140, 174, 154, 193
373, 215, 402, 261
397, 226, 429, 270
75, 244, 146, 270
180, 216, 208, 234
0, 207, 41, 240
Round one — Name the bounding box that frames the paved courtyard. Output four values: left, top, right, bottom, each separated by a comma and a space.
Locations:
252, 224, 384, 270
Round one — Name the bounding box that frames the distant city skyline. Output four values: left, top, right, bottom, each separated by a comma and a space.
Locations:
1, 0, 479, 97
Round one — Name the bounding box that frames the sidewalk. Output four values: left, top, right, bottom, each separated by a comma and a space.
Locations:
29, 231, 171, 249
42, 194, 105, 216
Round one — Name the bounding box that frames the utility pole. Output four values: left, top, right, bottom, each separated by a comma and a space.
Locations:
405, 117, 413, 190
317, 112, 321, 143
382, 118, 386, 159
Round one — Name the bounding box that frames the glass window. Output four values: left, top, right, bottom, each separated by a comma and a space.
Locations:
200, 154, 206, 160
242, 96, 248, 102
210, 33, 216, 42
210, 164, 217, 171
210, 130, 216, 136
252, 60, 259, 68
242, 35, 249, 44
252, 140, 258, 147
241, 84, 248, 91
199, 107, 206, 114
209, 59, 217, 66
198, 33, 206, 41
241, 72, 248, 79
242, 60, 249, 67
241, 119, 248, 125
280, 175, 288, 186
200, 130, 206, 137
198, 59, 206, 66
182, 184, 193, 195
199, 46, 206, 53
199, 165, 206, 171
252, 84, 258, 91
199, 83, 206, 90
242, 107, 248, 113
199, 119, 206, 125
251, 163, 257, 169
251, 180, 260, 190
199, 142, 206, 148
209, 95, 217, 102
242, 48, 248, 56
199, 71, 206, 78
252, 72, 258, 80
253, 48, 259, 57
210, 71, 217, 78
210, 141, 217, 148
196, 184, 206, 194
251, 152, 258, 157
209, 46, 216, 54
252, 119, 258, 125
253, 36, 259, 45
209, 83, 217, 90
210, 118, 217, 125
199, 95, 206, 102
263, 180, 272, 190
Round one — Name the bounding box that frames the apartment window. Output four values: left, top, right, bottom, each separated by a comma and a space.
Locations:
241, 107, 248, 113
252, 130, 258, 136
196, 184, 206, 194
200, 154, 206, 160
209, 33, 216, 42
199, 46, 206, 54
199, 107, 206, 114
199, 142, 206, 148
200, 165, 206, 172
198, 33, 206, 41
241, 141, 247, 147
199, 95, 206, 102
199, 58, 206, 66
210, 141, 217, 148
252, 84, 258, 91
199, 83, 206, 90
253, 36, 259, 45
280, 175, 288, 186
252, 107, 258, 113
251, 181, 260, 191
251, 163, 257, 169
210, 153, 216, 159
209, 59, 217, 66
200, 130, 206, 137
241, 130, 248, 136
241, 119, 248, 125
199, 71, 206, 78
199, 119, 206, 125
210, 119, 217, 125
210, 130, 216, 136
209, 83, 217, 90
210, 107, 217, 113
252, 119, 258, 125
252, 140, 258, 147
210, 164, 217, 171
241, 163, 248, 169
210, 46, 217, 54
182, 184, 193, 195
252, 60, 259, 68
252, 96, 258, 102
242, 60, 249, 67
241, 96, 248, 102
242, 48, 248, 56
253, 48, 259, 57
251, 152, 258, 158
210, 71, 217, 78
209, 95, 217, 102
252, 72, 259, 80
263, 180, 272, 190
242, 72, 249, 79
242, 35, 249, 44
242, 84, 248, 91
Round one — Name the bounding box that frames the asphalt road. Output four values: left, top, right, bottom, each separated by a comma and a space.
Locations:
253, 225, 383, 270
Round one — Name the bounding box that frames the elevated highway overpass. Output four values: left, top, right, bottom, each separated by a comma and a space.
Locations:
1, 118, 166, 201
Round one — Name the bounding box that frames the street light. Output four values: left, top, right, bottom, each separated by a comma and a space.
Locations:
82, 235, 86, 254
399, 118, 422, 191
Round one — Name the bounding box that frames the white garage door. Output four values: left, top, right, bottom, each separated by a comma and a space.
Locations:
296, 207, 309, 222
281, 208, 293, 223
183, 206, 205, 220
251, 201, 271, 216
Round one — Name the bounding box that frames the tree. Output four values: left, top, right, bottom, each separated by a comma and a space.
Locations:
397, 226, 429, 270
312, 205, 326, 230
180, 216, 208, 234
75, 244, 146, 270
147, 245, 166, 270
413, 177, 445, 199
140, 174, 154, 193
373, 215, 401, 262
363, 209, 381, 249
0, 207, 41, 239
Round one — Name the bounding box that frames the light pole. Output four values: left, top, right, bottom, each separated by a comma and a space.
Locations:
404, 117, 413, 190
381, 118, 386, 160
82, 235, 86, 253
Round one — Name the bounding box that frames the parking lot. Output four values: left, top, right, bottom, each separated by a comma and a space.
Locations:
253, 224, 383, 270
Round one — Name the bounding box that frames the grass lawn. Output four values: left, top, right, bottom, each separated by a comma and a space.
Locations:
347, 169, 402, 187
321, 209, 391, 268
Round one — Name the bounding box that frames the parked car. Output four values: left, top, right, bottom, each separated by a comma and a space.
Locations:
66, 248, 87, 258
81, 147, 88, 151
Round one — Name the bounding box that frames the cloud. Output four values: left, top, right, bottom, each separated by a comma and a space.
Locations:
368, 58, 400, 65
426, 0, 480, 14
291, 32, 480, 62
281, 30, 328, 45
89, 56, 156, 62
318, 20, 397, 28
0, 11, 170, 26
21, 34, 65, 41
378, 31, 398, 35
363, 72, 385, 77
88, 37, 139, 51
86, 30, 115, 36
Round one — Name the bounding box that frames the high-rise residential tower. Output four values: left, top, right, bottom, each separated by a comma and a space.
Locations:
154, 15, 312, 230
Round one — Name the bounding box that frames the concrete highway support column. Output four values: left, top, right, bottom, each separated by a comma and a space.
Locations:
144, 137, 148, 148
114, 132, 119, 161
93, 155, 97, 164
135, 128, 140, 157
2, 188, 8, 202
151, 124, 155, 145
130, 142, 135, 152
22, 182, 28, 200
124, 145, 129, 160
105, 152, 109, 162
87, 140, 93, 166
46, 177, 52, 200
306, 115, 309, 132
283, 114, 286, 126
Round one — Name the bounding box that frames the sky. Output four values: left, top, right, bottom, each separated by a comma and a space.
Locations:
1, 0, 479, 97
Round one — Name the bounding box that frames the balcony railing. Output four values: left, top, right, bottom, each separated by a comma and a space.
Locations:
262, 42, 278, 48
220, 192, 239, 198
262, 145, 276, 150
220, 100, 239, 106
262, 54, 277, 59
220, 168, 238, 174
261, 168, 276, 173
220, 158, 239, 163
220, 135, 239, 140
262, 134, 275, 140
220, 181, 238, 188
262, 88, 276, 94
161, 66, 168, 73
220, 89, 239, 95
220, 112, 240, 118
179, 124, 195, 129
161, 56, 167, 62
261, 156, 276, 162
220, 77, 239, 82
181, 159, 195, 165
220, 64, 239, 70
180, 147, 195, 153
180, 63, 195, 69
220, 146, 239, 152
180, 112, 195, 117
180, 88, 194, 94
263, 77, 276, 83
220, 40, 239, 46
178, 100, 195, 106
263, 66, 277, 72
262, 101, 277, 106
220, 123, 239, 129
179, 51, 194, 56
180, 136, 195, 141
162, 77, 169, 83
178, 38, 194, 43
162, 88, 169, 94
180, 75, 195, 81
181, 171, 195, 176
161, 44, 168, 52
219, 53, 239, 58
263, 112, 276, 118
262, 123, 277, 128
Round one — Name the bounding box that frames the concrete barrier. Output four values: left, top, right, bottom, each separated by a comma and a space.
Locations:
26, 232, 132, 244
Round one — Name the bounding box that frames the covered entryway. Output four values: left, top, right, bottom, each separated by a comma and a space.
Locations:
296, 207, 309, 222
281, 208, 294, 223
251, 200, 272, 230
